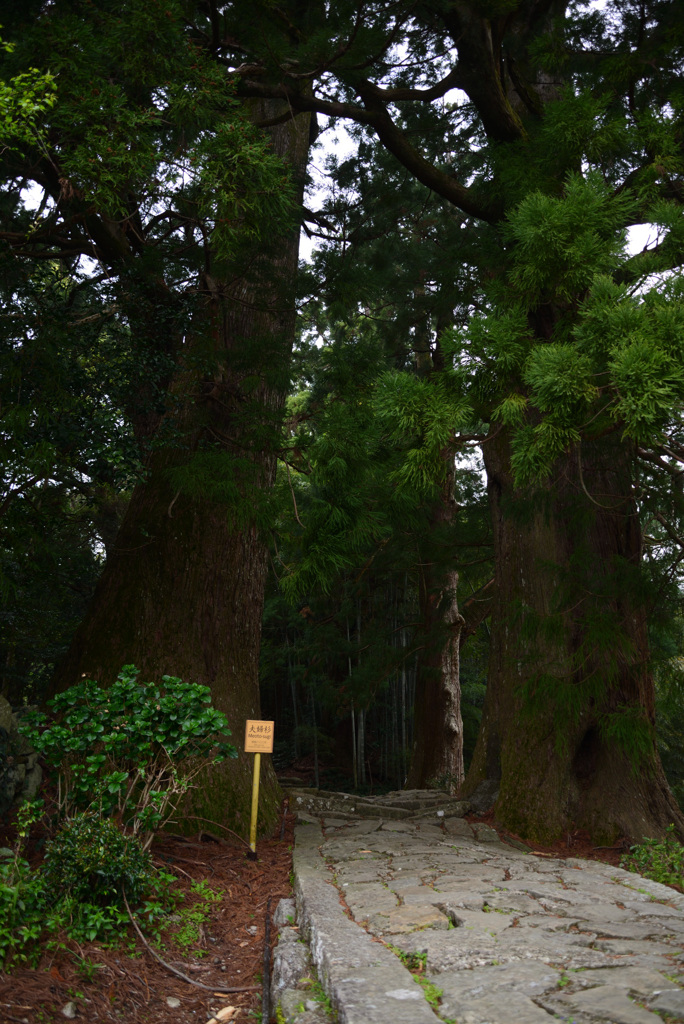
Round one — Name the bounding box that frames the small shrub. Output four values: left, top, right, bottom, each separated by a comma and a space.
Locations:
0, 852, 47, 966
20, 664, 237, 848
46, 893, 131, 945
621, 824, 684, 889
0, 662, 233, 967
0, 810, 177, 962
42, 813, 156, 906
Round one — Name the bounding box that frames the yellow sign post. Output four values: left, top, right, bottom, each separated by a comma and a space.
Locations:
244, 720, 274, 859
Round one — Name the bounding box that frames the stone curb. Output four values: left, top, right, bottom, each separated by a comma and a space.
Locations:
293, 822, 438, 1024
270, 897, 332, 1024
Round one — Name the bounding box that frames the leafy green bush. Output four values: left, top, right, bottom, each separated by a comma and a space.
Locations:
0, 800, 47, 965
0, 666, 233, 966
0, 852, 47, 966
621, 825, 684, 889
0, 808, 177, 962
20, 665, 237, 847
42, 813, 156, 906
46, 893, 131, 946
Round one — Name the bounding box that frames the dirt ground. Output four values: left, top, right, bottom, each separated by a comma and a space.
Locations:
0, 805, 295, 1024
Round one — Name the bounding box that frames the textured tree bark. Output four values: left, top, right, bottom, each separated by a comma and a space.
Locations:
406, 327, 467, 792
407, 436, 466, 793
407, 565, 465, 793
462, 426, 684, 843
51, 103, 310, 836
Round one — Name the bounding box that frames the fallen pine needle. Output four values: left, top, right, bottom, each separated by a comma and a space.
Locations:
123, 892, 260, 996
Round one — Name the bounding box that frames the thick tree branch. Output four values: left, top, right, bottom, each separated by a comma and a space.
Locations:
239, 77, 499, 220
361, 65, 464, 103
355, 86, 501, 220
637, 448, 684, 479
433, 7, 526, 143
302, 207, 335, 230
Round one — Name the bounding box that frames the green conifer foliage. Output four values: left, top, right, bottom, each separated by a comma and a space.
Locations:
261, 322, 490, 789
238, 0, 684, 839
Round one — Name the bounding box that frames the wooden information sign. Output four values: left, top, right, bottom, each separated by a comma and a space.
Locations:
244, 719, 274, 753
244, 720, 274, 858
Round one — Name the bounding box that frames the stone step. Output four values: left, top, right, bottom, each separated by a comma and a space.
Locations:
287, 787, 470, 821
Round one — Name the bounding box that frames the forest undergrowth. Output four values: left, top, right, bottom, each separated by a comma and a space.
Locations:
0, 805, 295, 1024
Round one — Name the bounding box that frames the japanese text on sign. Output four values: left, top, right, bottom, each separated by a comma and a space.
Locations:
244, 719, 274, 753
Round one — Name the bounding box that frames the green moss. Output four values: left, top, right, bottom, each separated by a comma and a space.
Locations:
496, 769, 565, 846
183, 753, 282, 840
414, 975, 443, 1009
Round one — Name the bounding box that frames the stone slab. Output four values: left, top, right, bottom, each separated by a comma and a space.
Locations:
410, 824, 444, 839
336, 864, 387, 884
592, 937, 682, 959
648, 988, 684, 1019
279, 988, 333, 1024
393, 885, 442, 904
344, 882, 397, 920
383, 905, 449, 933
438, 959, 560, 999
472, 823, 500, 842
273, 898, 297, 929
552, 984, 664, 1023
439, 991, 559, 1024
272, 927, 312, 1004
448, 906, 516, 935
483, 891, 542, 914
443, 818, 474, 837
570, 966, 679, 997
334, 821, 382, 837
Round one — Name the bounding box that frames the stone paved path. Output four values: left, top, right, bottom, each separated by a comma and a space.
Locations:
276, 789, 684, 1024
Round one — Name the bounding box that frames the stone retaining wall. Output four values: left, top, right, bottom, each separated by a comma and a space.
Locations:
0, 696, 42, 815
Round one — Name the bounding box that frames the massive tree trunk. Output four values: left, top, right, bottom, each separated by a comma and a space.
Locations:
52, 104, 310, 837
462, 426, 684, 844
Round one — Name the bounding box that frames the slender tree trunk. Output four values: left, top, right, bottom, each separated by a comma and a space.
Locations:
401, 646, 408, 784
287, 638, 299, 759
406, 323, 466, 792
355, 609, 366, 786
350, 699, 358, 789
383, 698, 388, 783
408, 561, 465, 792
310, 685, 319, 790
51, 104, 311, 836
407, 455, 466, 792
357, 707, 366, 786
347, 617, 358, 789
462, 426, 684, 844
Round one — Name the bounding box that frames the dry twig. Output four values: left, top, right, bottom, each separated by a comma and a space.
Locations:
122, 892, 260, 996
